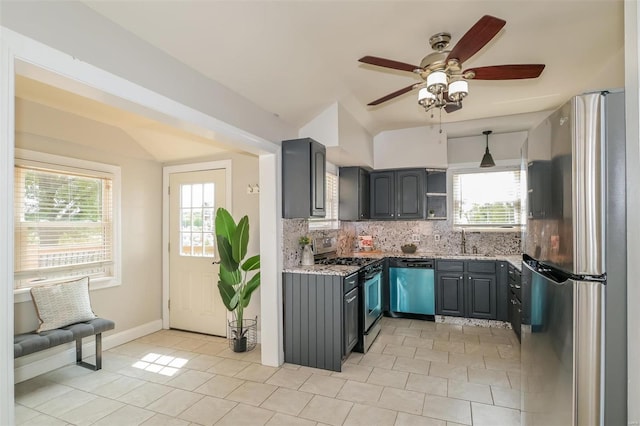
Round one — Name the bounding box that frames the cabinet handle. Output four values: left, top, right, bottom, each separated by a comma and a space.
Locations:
468, 277, 472, 280
346, 295, 357, 303
460, 276, 463, 279
515, 285, 521, 289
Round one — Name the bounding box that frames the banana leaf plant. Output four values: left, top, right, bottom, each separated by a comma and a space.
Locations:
214, 208, 260, 343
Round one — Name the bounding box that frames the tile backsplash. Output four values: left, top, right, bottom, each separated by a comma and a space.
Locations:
283, 218, 522, 267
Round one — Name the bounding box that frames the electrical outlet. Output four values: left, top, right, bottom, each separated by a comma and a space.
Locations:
411, 234, 420, 243
434, 234, 441, 241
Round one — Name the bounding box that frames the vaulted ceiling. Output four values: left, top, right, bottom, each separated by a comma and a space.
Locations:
82, 0, 624, 137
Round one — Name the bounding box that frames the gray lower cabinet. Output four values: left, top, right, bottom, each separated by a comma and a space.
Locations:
343, 286, 359, 355
436, 259, 500, 320
508, 263, 522, 341
496, 261, 509, 321
283, 272, 357, 372
436, 273, 465, 317
466, 274, 497, 319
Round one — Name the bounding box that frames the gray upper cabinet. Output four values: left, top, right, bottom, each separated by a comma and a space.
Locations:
370, 171, 395, 219
426, 169, 447, 219
282, 138, 326, 218
370, 168, 425, 220
339, 167, 370, 220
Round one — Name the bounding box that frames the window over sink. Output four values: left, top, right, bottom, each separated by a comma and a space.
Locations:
452, 168, 524, 229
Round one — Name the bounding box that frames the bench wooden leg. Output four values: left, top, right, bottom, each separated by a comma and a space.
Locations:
75, 333, 103, 371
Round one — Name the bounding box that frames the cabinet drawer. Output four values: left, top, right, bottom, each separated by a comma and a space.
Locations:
467, 261, 496, 274
436, 260, 464, 272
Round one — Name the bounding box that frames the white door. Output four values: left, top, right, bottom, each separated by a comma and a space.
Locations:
169, 169, 227, 336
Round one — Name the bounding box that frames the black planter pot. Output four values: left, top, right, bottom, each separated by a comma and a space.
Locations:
232, 336, 248, 353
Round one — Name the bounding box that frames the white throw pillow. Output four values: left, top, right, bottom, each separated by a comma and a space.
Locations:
30, 277, 97, 332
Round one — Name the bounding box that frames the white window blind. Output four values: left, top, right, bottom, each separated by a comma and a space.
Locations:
14, 161, 115, 288
452, 169, 523, 227
308, 171, 339, 230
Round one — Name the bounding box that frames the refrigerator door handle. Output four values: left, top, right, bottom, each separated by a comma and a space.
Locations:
574, 279, 604, 426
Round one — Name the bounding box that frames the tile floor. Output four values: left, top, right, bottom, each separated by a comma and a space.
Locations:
14, 317, 521, 426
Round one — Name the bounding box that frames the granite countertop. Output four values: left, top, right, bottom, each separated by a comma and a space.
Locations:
282, 264, 362, 276
283, 252, 523, 275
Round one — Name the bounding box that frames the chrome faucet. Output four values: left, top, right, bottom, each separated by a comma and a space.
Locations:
461, 229, 466, 254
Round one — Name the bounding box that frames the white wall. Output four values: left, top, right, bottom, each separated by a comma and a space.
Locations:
374, 126, 447, 169
298, 103, 339, 147
298, 102, 374, 167
13, 140, 162, 335
448, 131, 527, 165
165, 151, 262, 325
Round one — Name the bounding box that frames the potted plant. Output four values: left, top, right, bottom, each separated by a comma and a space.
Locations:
299, 235, 314, 266
214, 207, 260, 352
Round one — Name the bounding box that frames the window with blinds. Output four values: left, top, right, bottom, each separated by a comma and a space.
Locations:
14, 157, 117, 289
452, 169, 523, 227
308, 171, 339, 230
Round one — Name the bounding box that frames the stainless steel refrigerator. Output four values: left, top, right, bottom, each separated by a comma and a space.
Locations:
521, 91, 627, 426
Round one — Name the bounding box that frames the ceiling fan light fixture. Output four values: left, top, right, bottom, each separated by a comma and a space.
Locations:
427, 71, 447, 94
418, 87, 435, 107
448, 80, 468, 102
480, 130, 496, 168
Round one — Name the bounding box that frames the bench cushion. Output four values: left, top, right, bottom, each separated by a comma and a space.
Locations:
14, 318, 115, 358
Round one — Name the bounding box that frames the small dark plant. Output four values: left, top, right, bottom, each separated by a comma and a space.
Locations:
214, 208, 260, 349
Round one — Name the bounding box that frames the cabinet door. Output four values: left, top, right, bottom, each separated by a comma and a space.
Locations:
311, 141, 326, 217
396, 169, 425, 219
466, 274, 497, 319
509, 291, 522, 341
358, 168, 370, 219
436, 273, 464, 317
343, 287, 359, 356
370, 171, 395, 219
496, 262, 509, 321
339, 167, 369, 220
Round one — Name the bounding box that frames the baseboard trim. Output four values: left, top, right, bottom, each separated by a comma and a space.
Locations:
14, 319, 162, 383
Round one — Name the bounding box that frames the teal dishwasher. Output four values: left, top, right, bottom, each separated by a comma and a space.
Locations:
389, 258, 435, 318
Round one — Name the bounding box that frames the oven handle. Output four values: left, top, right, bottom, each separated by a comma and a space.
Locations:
363, 270, 381, 281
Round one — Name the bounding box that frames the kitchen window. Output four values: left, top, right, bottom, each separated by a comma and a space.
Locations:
452, 168, 523, 228
14, 150, 120, 290
308, 166, 339, 230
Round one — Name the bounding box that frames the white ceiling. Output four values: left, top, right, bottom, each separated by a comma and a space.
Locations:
82, 0, 624, 138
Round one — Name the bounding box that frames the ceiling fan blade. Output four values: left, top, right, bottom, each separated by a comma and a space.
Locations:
359, 56, 419, 73
367, 84, 417, 106
444, 102, 462, 113
465, 64, 546, 80
446, 15, 506, 64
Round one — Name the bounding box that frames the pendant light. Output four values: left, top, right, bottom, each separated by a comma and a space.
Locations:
480, 130, 496, 168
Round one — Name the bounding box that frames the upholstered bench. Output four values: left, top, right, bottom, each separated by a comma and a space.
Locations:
15, 276, 115, 371
14, 318, 115, 370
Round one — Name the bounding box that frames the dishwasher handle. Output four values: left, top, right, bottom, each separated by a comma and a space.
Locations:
390, 258, 434, 268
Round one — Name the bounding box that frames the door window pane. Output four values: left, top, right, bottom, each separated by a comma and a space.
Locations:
179, 182, 216, 257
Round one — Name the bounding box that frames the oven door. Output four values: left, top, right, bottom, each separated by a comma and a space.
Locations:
363, 271, 382, 332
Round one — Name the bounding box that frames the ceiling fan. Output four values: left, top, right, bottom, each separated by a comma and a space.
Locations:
359, 15, 545, 113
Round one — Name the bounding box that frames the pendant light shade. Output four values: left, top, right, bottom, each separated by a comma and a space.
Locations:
480, 130, 496, 168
